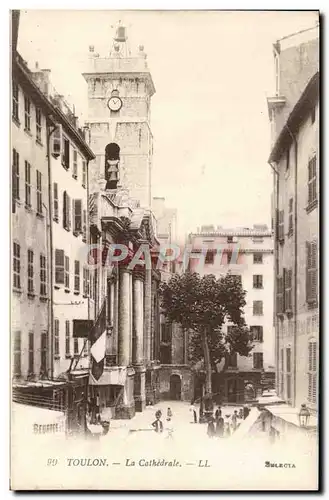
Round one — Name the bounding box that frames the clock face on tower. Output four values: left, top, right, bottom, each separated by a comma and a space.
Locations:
107, 96, 122, 112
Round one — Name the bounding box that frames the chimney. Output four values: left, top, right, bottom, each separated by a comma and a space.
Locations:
30, 66, 51, 97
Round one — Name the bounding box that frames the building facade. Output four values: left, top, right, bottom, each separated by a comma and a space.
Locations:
187, 225, 275, 403
267, 26, 319, 427
12, 53, 55, 382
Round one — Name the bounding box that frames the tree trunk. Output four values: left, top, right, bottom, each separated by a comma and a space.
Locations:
201, 330, 213, 416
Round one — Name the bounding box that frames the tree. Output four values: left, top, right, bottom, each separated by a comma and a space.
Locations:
160, 272, 253, 413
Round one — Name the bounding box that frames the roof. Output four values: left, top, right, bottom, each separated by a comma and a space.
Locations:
269, 71, 319, 163
13, 51, 95, 161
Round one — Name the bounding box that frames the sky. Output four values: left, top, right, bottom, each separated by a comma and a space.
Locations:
17, 10, 318, 239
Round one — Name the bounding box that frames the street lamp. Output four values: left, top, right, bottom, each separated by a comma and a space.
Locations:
298, 404, 311, 428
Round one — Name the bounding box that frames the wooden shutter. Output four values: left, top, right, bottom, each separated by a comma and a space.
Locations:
74, 199, 82, 233
55, 249, 65, 284
52, 125, 62, 158
82, 209, 87, 242
53, 183, 58, 221
306, 241, 317, 304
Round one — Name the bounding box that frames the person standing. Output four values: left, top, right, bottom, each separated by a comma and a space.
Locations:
152, 413, 163, 434
190, 403, 198, 423
167, 407, 173, 421
215, 406, 221, 420
207, 416, 216, 438
216, 412, 224, 437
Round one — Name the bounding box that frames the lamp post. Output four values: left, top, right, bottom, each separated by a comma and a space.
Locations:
298, 404, 311, 428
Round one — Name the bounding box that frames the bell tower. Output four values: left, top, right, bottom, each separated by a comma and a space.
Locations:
83, 23, 155, 208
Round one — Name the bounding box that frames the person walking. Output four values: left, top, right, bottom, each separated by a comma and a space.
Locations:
190, 403, 198, 423
231, 410, 238, 432
167, 407, 173, 421
215, 406, 221, 420
152, 413, 163, 434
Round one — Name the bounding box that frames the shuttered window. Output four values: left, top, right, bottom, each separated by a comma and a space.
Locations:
53, 183, 59, 222
308, 340, 317, 404
72, 150, 78, 179
24, 95, 31, 131
64, 256, 70, 289
74, 260, 80, 293
276, 275, 284, 315
65, 321, 71, 357
288, 198, 293, 236
82, 160, 87, 188
63, 191, 71, 230
36, 170, 42, 214
27, 249, 34, 294
25, 161, 32, 208
36, 108, 42, 142
308, 156, 317, 206
82, 209, 87, 242
40, 254, 47, 296
28, 332, 34, 375
55, 249, 65, 284
306, 241, 318, 306
253, 275, 263, 289
253, 300, 263, 315
12, 80, 19, 121
278, 210, 284, 242
13, 242, 21, 290
40, 331, 48, 375
284, 268, 293, 312
54, 319, 60, 357
12, 149, 20, 202
73, 199, 82, 234
62, 136, 70, 169
251, 325, 263, 342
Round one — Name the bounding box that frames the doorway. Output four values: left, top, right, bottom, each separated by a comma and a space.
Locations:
170, 374, 181, 400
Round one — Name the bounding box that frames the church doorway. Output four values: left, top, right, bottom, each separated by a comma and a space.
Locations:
170, 374, 181, 401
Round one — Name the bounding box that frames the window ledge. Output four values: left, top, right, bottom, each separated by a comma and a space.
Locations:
285, 309, 293, 318
54, 285, 61, 290
64, 226, 71, 232
82, 184, 86, 189
40, 295, 48, 302
253, 313, 264, 316
24, 128, 32, 137
62, 163, 69, 171
72, 174, 78, 180
36, 212, 44, 219
278, 238, 285, 245
73, 231, 81, 237
54, 355, 60, 360
306, 200, 318, 214
27, 292, 36, 299
82, 294, 88, 299
25, 204, 32, 213
253, 286, 264, 290
12, 116, 20, 127
12, 287, 22, 295
36, 138, 43, 147
53, 216, 59, 223
65, 355, 72, 360
64, 288, 70, 294
74, 291, 80, 295
288, 230, 294, 238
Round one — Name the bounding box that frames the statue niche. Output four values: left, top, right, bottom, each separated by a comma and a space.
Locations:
105, 143, 120, 190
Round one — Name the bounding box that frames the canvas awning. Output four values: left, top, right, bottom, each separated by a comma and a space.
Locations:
89, 366, 127, 386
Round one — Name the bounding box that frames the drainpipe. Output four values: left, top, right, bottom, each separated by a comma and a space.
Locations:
268, 161, 279, 395
286, 125, 298, 408
46, 122, 57, 379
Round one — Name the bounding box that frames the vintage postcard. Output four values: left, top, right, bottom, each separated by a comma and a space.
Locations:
10, 9, 319, 491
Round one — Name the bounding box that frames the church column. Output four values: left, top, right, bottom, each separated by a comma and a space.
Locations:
144, 266, 152, 364
133, 270, 144, 365
118, 266, 131, 367
133, 269, 146, 412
